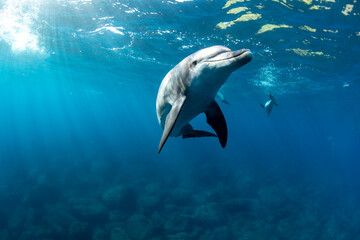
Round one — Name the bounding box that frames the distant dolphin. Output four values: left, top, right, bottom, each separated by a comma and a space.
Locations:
156, 46, 252, 153
260, 93, 278, 116
216, 91, 230, 105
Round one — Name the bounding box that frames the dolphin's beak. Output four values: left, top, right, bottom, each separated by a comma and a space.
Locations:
232, 49, 252, 65
205, 49, 252, 63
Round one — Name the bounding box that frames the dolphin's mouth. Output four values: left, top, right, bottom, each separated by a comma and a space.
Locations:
204, 49, 252, 63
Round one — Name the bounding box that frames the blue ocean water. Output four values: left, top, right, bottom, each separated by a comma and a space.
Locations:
0, 0, 360, 239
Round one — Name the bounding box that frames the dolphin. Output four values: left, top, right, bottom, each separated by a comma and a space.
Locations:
216, 91, 230, 105
260, 93, 278, 116
156, 45, 252, 153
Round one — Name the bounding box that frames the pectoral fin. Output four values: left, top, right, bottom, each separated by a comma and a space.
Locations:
180, 123, 217, 139
205, 101, 228, 148
221, 99, 230, 105
216, 92, 230, 105
158, 96, 186, 153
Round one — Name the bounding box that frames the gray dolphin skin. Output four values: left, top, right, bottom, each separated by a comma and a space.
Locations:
260, 93, 278, 116
156, 45, 252, 153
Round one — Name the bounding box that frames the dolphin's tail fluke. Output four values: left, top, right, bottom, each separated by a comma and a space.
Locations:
180, 123, 217, 139
182, 130, 217, 139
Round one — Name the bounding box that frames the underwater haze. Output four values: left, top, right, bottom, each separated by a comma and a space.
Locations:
1, 0, 360, 239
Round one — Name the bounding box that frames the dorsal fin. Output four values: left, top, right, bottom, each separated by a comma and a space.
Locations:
158, 95, 186, 153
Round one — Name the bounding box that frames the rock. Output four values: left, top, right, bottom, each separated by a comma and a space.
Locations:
198, 230, 216, 240
110, 227, 131, 240
0, 229, 8, 240
18, 226, 54, 240
163, 204, 178, 215
192, 204, 223, 227
138, 195, 161, 216
166, 232, 197, 240
68, 198, 107, 222
126, 214, 158, 240
23, 183, 60, 208
164, 214, 192, 235
8, 208, 27, 231
109, 210, 129, 222
145, 183, 163, 196
212, 226, 233, 240
69, 221, 90, 239
43, 204, 76, 230
170, 188, 193, 206
102, 186, 137, 213
224, 198, 253, 215
257, 185, 285, 209
150, 211, 166, 230
204, 183, 236, 203
92, 227, 107, 240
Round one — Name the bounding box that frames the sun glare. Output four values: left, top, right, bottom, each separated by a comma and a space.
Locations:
0, 0, 44, 53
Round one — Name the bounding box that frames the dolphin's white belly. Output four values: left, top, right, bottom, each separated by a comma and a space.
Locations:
170, 92, 215, 137
157, 72, 218, 137
264, 100, 273, 112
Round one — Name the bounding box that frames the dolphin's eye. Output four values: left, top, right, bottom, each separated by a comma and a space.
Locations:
191, 60, 197, 67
